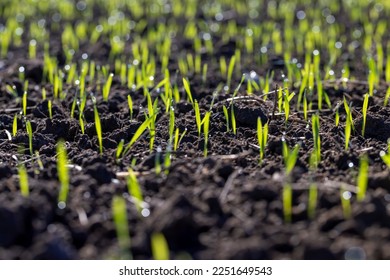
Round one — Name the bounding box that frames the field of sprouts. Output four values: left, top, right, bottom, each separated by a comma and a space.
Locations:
1, 0, 390, 260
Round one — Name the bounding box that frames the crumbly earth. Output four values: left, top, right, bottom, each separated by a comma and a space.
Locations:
1, 0, 390, 259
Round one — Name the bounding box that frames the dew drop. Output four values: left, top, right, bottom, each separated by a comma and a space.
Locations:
326, 15, 335, 24
296, 10, 306, 20
141, 208, 150, 217
342, 191, 352, 200
58, 201, 66, 209
345, 247, 366, 260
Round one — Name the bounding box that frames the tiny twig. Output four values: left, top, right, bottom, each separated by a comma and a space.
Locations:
219, 169, 241, 204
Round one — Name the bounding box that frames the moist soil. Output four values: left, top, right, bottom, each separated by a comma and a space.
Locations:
1, 3, 390, 260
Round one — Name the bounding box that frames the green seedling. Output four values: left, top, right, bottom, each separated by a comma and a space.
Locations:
94, 106, 103, 155
26, 120, 33, 155
164, 146, 172, 174
303, 91, 308, 121
231, 106, 236, 135
168, 107, 175, 144
361, 93, 369, 136
311, 114, 321, 166
222, 105, 230, 132
103, 73, 114, 101
155, 147, 162, 175
380, 140, 390, 168
343, 97, 354, 150
127, 168, 143, 213
194, 100, 202, 136
226, 55, 236, 90
202, 64, 208, 84
282, 142, 300, 223
367, 57, 376, 97
257, 118, 269, 162
182, 78, 194, 105
18, 164, 29, 197
123, 114, 155, 156
48, 100, 53, 120
173, 128, 187, 151
335, 106, 340, 127
340, 187, 352, 219
282, 142, 300, 176
112, 196, 132, 259
219, 56, 227, 77
357, 154, 368, 202
5, 84, 18, 98
56, 140, 69, 204
307, 183, 317, 219
203, 111, 211, 157
151, 232, 170, 260
12, 114, 18, 137
283, 183, 292, 223
22, 91, 27, 116
70, 97, 77, 119
116, 139, 125, 161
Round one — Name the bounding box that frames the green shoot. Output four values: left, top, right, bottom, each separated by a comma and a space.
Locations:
56, 140, 69, 204
222, 105, 230, 132
303, 92, 308, 121
257, 118, 269, 162
182, 78, 194, 105
343, 97, 354, 150
48, 100, 53, 120
307, 183, 317, 219
123, 114, 155, 155
94, 106, 103, 155
102, 73, 114, 101
116, 139, 125, 161
380, 140, 390, 168
282, 141, 300, 176
231, 106, 236, 135
202, 64, 208, 83
220, 56, 227, 77
18, 164, 29, 197
281, 142, 300, 223
335, 106, 340, 127
155, 148, 162, 175
226, 55, 236, 90
194, 100, 201, 136
283, 183, 292, 223
70, 98, 77, 119
357, 154, 368, 202
340, 186, 352, 219
127, 168, 143, 213
112, 196, 132, 259
173, 128, 187, 151
203, 111, 211, 157
22, 91, 27, 116
151, 232, 170, 260
12, 114, 18, 137
361, 93, 369, 136
311, 114, 321, 166
168, 107, 175, 143
26, 120, 33, 155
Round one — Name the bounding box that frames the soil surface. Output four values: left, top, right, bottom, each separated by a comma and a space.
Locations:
1, 1, 390, 259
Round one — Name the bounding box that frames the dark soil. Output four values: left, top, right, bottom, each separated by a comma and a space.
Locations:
1, 1, 390, 260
